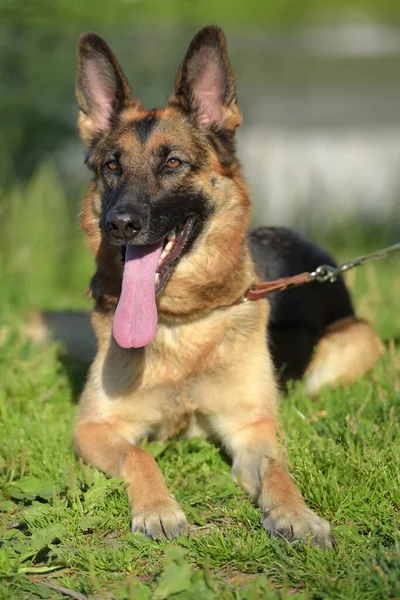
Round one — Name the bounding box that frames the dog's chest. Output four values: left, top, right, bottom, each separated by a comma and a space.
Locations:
145, 378, 214, 441
148, 406, 213, 443
98, 311, 261, 443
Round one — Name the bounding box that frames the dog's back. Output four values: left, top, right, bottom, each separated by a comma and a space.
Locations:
249, 227, 383, 395
249, 227, 355, 385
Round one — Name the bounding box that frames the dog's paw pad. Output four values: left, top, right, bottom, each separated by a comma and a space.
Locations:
131, 499, 189, 540
262, 506, 333, 549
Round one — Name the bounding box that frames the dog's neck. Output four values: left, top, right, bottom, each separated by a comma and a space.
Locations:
157, 204, 257, 321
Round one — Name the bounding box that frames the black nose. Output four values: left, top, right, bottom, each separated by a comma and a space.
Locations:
106, 213, 142, 242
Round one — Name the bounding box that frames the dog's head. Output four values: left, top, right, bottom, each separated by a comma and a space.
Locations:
77, 26, 252, 348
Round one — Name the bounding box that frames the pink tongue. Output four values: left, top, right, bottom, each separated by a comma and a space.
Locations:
113, 242, 163, 348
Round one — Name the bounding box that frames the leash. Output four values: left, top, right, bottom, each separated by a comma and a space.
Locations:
240, 241, 400, 303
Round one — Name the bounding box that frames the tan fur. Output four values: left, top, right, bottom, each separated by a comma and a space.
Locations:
77, 286, 333, 543
304, 317, 385, 397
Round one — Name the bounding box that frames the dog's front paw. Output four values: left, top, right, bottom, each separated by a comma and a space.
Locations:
131, 498, 189, 540
262, 506, 333, 549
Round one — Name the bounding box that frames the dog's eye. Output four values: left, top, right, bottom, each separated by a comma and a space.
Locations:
166, 158, 182, 169
105, 160, 119, 172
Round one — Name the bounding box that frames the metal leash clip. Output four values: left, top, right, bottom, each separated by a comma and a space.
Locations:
311, 264, 341, 283
312, 257, 383, 284
311, 242, 400, 285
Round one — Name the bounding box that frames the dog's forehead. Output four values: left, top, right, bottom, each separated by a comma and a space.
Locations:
115, 107, 196, 157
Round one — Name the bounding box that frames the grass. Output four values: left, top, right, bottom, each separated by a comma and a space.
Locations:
0, 166, 399, 598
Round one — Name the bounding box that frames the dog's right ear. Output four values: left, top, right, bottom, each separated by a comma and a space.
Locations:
76, 33, 141, 146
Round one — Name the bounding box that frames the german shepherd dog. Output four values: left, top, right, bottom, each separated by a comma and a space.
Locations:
67, 26, 383, 547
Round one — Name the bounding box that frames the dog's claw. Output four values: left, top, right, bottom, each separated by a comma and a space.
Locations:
262, 507, 333, 549
131, 499, 189, 540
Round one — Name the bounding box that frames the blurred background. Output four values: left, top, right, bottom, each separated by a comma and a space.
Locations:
1, 0, 400, 314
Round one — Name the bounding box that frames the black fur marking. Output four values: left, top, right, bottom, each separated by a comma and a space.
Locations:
84, 153, 97, 173
248, 227, 355, 389
84, 132, 104, 172
103, 181, 214, 253
146, 187, 215, 279
207, 129, 237, 168
131, 113, 158, 143
157, 144, 173, 162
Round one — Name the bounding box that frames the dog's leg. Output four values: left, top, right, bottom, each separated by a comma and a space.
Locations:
304, 316, 384, 397
74, 421, 188, 539
218, 414, 333, 548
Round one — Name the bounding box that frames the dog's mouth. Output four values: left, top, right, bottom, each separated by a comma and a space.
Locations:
113, 216, 196, 349
154, 215, 196, 294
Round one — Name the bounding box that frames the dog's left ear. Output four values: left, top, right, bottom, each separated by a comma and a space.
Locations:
169, 25, 241, 132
